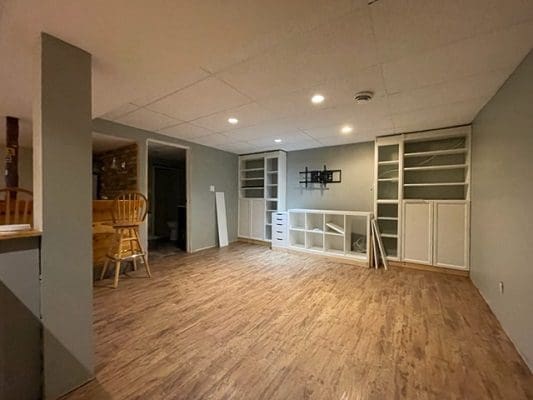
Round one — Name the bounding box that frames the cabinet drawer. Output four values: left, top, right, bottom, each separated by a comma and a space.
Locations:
273, 230, 287, 239
272, 236, 288, 247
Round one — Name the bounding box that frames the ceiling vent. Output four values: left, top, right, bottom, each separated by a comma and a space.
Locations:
354, 91, 374, 103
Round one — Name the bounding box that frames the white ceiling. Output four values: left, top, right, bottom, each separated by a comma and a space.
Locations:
92, 132, 134, 154
1, 0, 532, 153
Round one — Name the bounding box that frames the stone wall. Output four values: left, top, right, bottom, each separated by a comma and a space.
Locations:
93, 143, 138, 199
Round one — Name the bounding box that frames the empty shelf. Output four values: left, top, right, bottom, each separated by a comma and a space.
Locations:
377, 199, 399, 204
404, 148, 467, 158
378, 178, 399, 182
378, 160, 399, 165
241, 167, 265, 172
404, 164, 468, 171
404, 182, 467, 187
380, 233, 398, 238
377, 217, 398, 221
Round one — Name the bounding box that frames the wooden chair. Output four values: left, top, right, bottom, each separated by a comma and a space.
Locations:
0, 188, 33, 226
100, 192, 151, 288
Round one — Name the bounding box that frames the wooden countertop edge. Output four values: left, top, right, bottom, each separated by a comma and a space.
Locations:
0, 229, 42, 240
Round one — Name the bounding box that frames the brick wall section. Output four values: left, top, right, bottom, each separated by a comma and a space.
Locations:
93, 143, 138, 199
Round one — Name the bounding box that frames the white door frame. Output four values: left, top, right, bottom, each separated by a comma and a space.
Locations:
146, 139, 191, 253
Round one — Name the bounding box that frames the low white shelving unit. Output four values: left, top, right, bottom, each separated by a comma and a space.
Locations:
287, 209, 373, 266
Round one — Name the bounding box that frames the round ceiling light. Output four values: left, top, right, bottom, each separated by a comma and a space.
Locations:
354, 91, 374, 103
228, 117, 239, 124
274, 138, 282, 143
311, 94, 325, 104
341, 125, 353, 134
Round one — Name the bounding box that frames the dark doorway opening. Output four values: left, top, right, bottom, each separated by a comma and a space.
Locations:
148, 142, 187, 252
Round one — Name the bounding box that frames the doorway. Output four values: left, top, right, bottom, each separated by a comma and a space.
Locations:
147, 141, 188, 252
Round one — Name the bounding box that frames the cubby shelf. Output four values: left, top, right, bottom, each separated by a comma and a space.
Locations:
287, 209, 372, 265
377, 199, 399, 204
241, 167, 265, 172
404, 164, 468, 171
404, 148, 467, 158
404, 182, 467, 187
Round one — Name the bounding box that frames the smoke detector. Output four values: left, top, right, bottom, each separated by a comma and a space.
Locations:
354, 91, 374, 104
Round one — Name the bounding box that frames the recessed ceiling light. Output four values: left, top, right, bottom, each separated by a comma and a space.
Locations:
311, 94, 325, 104
228, 117, 239, 124
274, 139, 282, 143
341, 125, 353, 134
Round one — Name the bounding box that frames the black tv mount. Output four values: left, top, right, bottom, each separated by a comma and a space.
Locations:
299, 165, 342, 188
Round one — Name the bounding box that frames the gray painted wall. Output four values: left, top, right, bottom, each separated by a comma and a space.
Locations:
0, 237, 41, 400
92, 119, 238, 251
471, 50, 533, 370
286, 141, 374, 211
0, 146, 33, 191
35, 34, 94, 398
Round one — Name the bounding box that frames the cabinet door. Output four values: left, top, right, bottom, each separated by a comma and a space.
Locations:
433, 201, 469, 269
238, 199, 251, 238
402, 201, 432, 264
250, 199, 265, 240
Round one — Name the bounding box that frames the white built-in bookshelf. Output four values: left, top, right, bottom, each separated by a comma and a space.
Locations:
374, 126, 471, 269
238, 151, 286, 242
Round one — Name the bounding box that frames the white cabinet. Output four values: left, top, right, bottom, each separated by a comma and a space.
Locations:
250, 199, 265, 240
433, 201, 469, 269
239, 199, 265, 240
402, 201, 432, 265
238, 199, 251, 238
402, 200, 469, 270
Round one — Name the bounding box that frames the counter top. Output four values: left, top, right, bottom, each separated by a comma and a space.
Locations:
0, 229, 42, 241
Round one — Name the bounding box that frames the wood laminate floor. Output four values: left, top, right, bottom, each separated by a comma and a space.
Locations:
64, 243, 533, 400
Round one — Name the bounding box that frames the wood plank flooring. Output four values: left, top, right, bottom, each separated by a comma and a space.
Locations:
63, 242, 533, 400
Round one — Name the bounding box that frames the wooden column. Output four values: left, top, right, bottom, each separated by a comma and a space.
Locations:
5, 116, 19, 190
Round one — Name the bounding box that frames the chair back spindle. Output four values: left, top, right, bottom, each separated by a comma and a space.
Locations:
0, 188, 33, 226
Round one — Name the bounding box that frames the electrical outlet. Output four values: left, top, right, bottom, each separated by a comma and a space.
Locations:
499, 281, 504, 295
209, 185, 215, 192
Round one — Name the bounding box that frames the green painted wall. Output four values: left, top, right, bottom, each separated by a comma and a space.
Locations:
92, 119, 238, 251
471, 50, 533, 370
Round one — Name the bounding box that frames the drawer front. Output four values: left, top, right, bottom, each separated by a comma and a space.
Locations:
273, 230, 287, 240
272, 236, 288, 247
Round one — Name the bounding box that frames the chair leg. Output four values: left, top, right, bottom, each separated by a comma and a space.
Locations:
141, 254, 152, 278
130, 229, 138, 271
100, 259, 109, 280
113, 261, 121, 288
133, 228, 151, 278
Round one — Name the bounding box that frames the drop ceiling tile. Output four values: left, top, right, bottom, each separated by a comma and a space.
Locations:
158, 122, 214, 139
318, 131, 379, 147
224, 120, 301, 141
247, 131, 312, 148
191, 102, 275, 132
382, 21, 533, 94
216, 141, 259, 154
279, 139, 324, 152
217, 8, 377, 99
303, 116, 394, 139
101, 103, 139, 120
371, 0, 533, 63
146, 76, 251, 121
202, 0, 354, 73
392, 96, 491, 132
286, 96, 392, 131
130, 68, 210, 107
115, 108, 181, 132
257, 65, 386, 118
187, 133, 232, 147
387, 68, 513, 115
